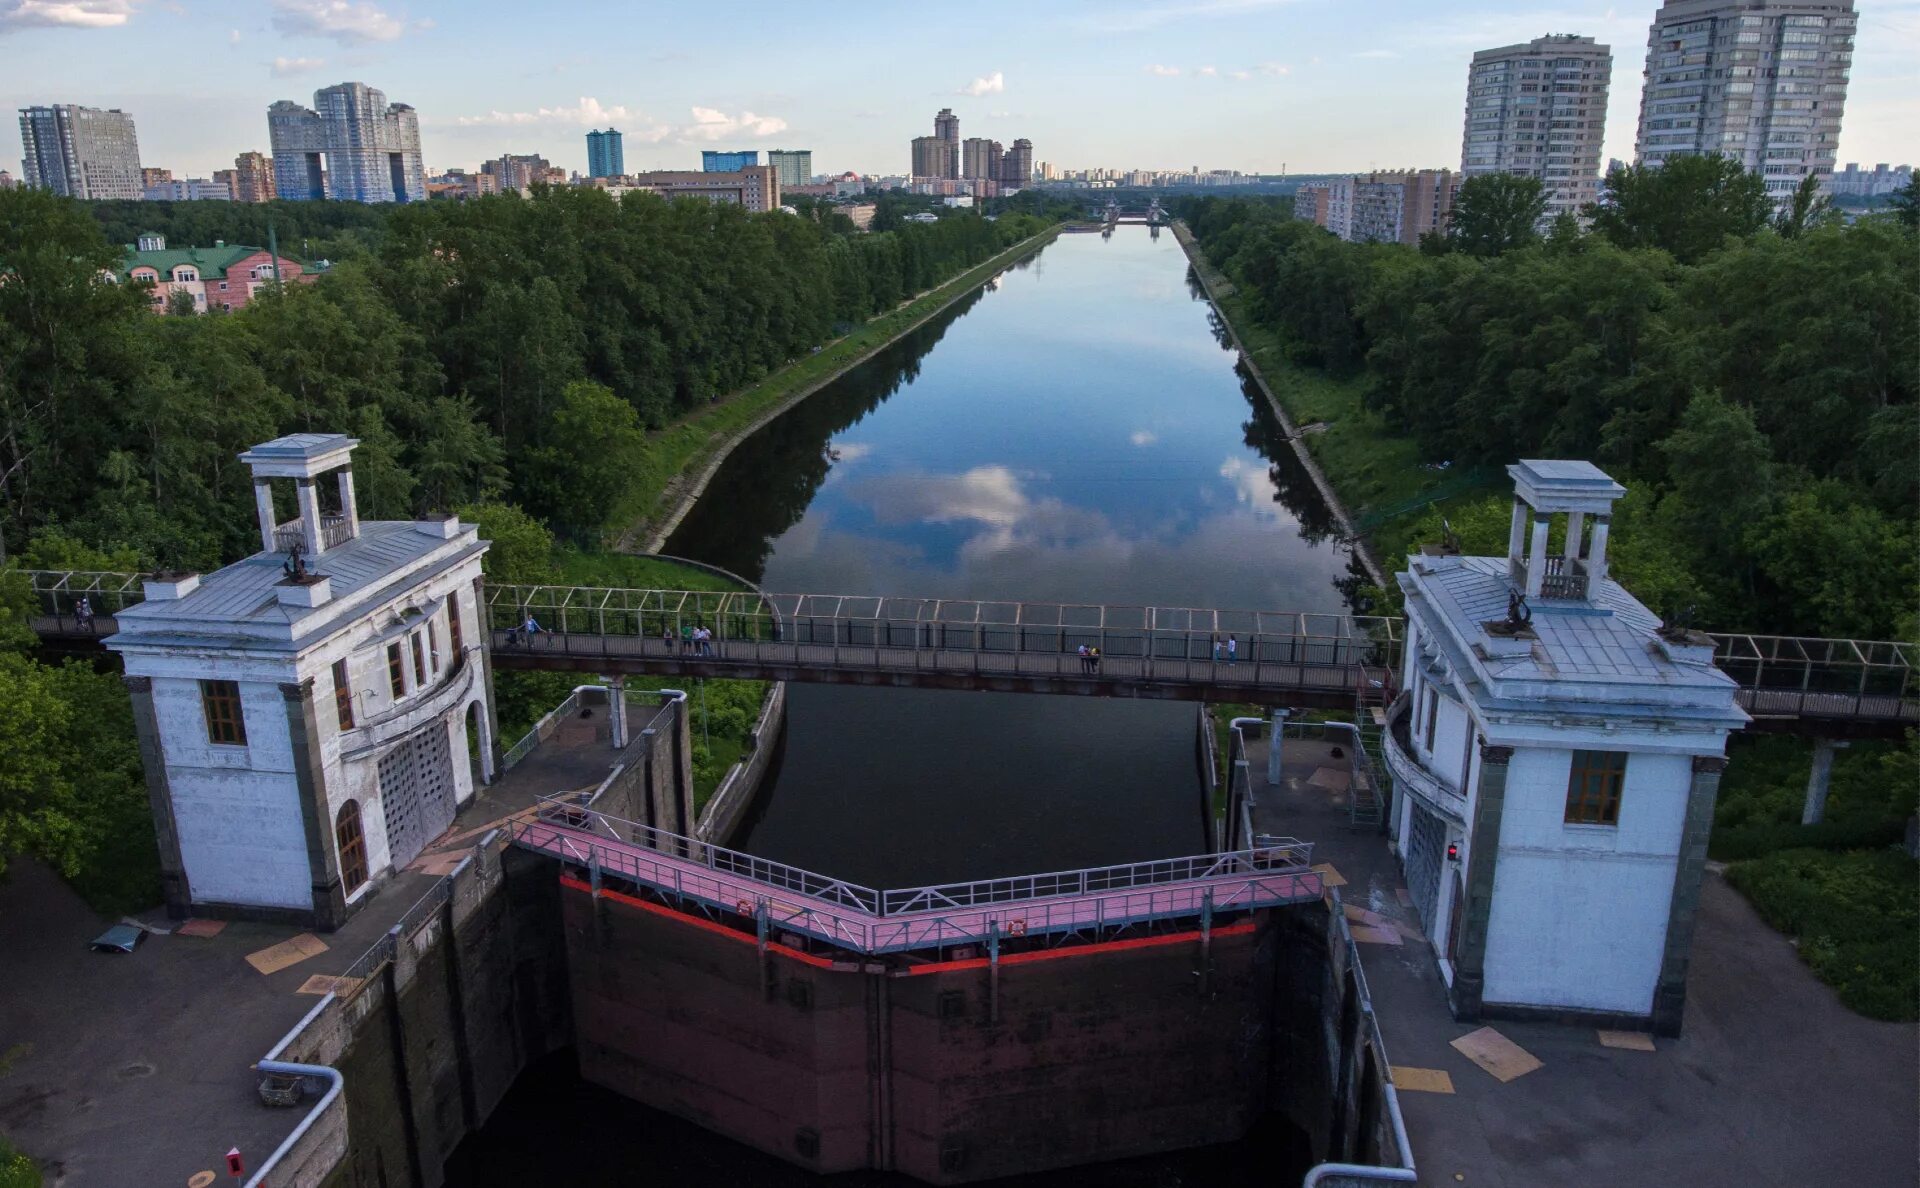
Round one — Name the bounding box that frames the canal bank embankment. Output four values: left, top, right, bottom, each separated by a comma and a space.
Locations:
621, 224, 1069, 554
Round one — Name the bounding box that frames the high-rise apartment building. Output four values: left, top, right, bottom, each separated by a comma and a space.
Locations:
1000, 138, 1034, 187
933, 107, 960, 177
961, 137, 1001, 180
766, 149, 812, 187
141, 166, 173, 189
483, 153, 562, 193
1827, 162, 1911, 197
231, 151, 276, 203
269, 82, 424, 203
1462, 34, 1612, 220
911, 135, 955, 180
587, 128, 625, 179
18, 104, 143, 199
702, 150, 759, 172
1633, 0, 1855, 200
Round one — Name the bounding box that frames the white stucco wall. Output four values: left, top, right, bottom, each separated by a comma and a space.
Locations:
151, 676, 310, 910
1483, 747, 1691, 1014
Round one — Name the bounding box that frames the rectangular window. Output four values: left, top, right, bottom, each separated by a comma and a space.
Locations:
1565, 750, 1628, 825
427, 621, 441, 672
201, 679, 247, 746
332, 659, 354, 731
388, 642, 405, 699
411, 633, 427, 686
1424, 691, 1439, 752
447, 592, 463, 655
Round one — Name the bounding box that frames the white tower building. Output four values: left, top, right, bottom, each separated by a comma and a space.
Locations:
1385, 461, 1747, 1034
109, 434, 495, 929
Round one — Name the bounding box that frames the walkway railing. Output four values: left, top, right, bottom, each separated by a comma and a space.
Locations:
514, 796, 1320, 955
13, 569, 1917, 726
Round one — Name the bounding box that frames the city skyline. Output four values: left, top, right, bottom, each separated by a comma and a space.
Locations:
0, 1, 1912, 182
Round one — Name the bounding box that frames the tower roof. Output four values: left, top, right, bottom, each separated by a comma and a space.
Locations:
1507, 459, 1626, 515
238, 433, 358, 479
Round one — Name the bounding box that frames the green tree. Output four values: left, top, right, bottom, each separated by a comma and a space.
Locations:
1586, 155, 1773, 264
1887, 173, 1920, 233
1446, 173, 1548, 256
517, 380, 648, 544
1748, 480, 1918, 638
457, 500, 555, 583
1774, 174, 1836, 238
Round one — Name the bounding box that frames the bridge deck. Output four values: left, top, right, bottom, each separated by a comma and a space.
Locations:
19, 570, 1917, 732
512, 805, 1322, 956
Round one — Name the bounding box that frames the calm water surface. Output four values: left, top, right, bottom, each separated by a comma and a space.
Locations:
666, 226, 1357, 886
449, 226, 1355, 1186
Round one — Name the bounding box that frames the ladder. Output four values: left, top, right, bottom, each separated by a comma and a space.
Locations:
1350, 669, 1391, 830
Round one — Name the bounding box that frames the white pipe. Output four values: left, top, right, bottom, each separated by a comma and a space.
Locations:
244, 993, 345, 1188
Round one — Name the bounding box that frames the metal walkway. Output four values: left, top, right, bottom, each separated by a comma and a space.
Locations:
515, 797, 1322, 955
18, 571, 1918, 732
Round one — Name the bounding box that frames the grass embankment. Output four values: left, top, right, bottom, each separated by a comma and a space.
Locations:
549, 547, 744, 592
615, 225, 1065, 549
1188, 229, 1920, 1021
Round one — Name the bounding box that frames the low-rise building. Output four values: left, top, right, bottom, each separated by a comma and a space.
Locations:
1386, 461, 1746, 1035
143, 177, 233, 202
1311, 169, 1459, 245
108, 434, 495, 927
626, 166, 779, 212
117, 233, 312, 313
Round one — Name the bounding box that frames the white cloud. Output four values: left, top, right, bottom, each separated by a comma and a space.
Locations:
682, 106, 788, 141
455, 96, 649, 128
271, 55, 326, 76
272, 0, 403, 45
1145, 63, 1181, 77
0, 0, 138, 30
1256, 61, 1290, 75
1198, 64, 1218, 77
1130, 430, 1158, 447
957, 70, 1005, 96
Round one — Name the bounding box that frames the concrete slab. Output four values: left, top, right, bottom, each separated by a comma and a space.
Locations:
1390, 1066, 1456, 1094
243, 933, 327, 975
173, 918, 226, 938
1350, 924, 1403, 946
1598, 1029, 1657, 1052
1451, 1026, 1543, 1083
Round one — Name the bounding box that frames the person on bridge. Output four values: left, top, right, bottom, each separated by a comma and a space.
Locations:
1211, 635, 1222, 663
1227, 635, 1238, 664
1077, 644, 1091, 674
75, 596, 94, 633
680, 623, 693, 654
1089, 646, 1101, 674
521, 614, 545, 647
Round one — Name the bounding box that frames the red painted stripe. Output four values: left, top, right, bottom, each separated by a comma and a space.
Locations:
902, 919, 1258, 974
559, 874, 837, 969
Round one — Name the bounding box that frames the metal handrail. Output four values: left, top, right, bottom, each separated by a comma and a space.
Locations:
524, 795, 1314, 924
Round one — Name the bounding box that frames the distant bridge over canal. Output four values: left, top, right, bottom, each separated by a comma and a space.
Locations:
22, 571, 1918, 735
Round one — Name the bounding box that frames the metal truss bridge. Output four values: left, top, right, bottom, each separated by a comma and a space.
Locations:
19, 571, 1918, 733
516, 796, 1322, 957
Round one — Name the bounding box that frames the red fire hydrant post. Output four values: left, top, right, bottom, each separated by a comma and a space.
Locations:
226, 1147, 245, 1179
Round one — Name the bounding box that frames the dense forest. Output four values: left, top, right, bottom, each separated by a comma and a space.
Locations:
0, 186, 1053, 568
1177, 164, 1919, 641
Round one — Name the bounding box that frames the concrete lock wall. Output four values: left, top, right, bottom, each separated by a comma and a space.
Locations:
563, 878, 1337, 1184
264, 843, 573, 1188
697, 681, 787, 845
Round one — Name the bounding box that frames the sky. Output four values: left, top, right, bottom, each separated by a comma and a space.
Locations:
1, 0, 1914, 181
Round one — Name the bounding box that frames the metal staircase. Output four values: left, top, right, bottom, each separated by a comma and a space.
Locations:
1349, 672, 1391, 830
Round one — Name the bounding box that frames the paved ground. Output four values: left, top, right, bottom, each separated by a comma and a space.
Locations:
0, 695, 657, 1187
1248, 730, 1920, 1188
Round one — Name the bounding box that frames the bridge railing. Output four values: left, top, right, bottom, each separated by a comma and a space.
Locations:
19, 568, 147, 614
485, 583, 1405, 671
524, 795, 1316, 931
1704, 631, 1916, 717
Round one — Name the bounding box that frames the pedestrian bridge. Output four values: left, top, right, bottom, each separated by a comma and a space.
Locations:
515, 795, 1322, 956
18, 571, 1918, 733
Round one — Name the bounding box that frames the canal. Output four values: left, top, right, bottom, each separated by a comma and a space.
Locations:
447, 225, 1358, 1186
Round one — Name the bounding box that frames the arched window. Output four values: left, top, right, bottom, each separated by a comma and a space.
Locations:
336, 801, 368, 895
